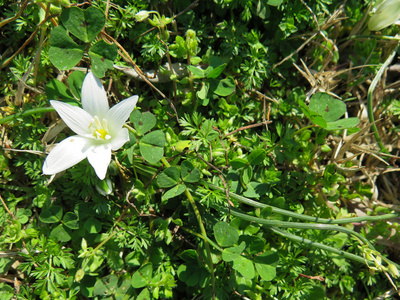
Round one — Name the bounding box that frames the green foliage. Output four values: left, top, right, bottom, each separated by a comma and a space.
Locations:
1, 0, 400, 299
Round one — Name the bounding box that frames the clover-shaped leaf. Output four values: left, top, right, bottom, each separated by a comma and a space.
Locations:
48, 26, 84, 70
60, 7, 105, 43
139, 130, 165, 164
88, 40, 118, 78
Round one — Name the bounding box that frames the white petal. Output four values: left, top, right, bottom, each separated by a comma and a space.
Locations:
87, 144, 112, 180
106, 95, 138, 135
43, 136, 91, 175
110, 128, 129, 151
50, 100, 93, 136
81, 72, 109, 118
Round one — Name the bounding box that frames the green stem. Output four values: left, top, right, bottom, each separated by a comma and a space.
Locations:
0, 107, 54, 124
218, 206, 376, 250
161, 158, 215, 298
268, 226, 380, 267
206, 183, 398, 224
367, 43, 399, 154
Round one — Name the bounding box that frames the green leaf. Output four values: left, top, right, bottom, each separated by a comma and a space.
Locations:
46, 78, 76, 102
255, 263, 276, 281
162, 184, 186, 200
210, 77, 235, 96
63, 212, 79, 229
67, 70, 85, 99
139, 130, 165, 164
222, 241, 246, 262
177, 264, 200, 286
230, 158, 249, 169
254, 250, 279, 281
107, 250, 124, 271
232, 255, 255, 279
309, 93, 346, 122
205, 63, 227, 79
326, 118, 360, 130
49, 26, 84, 70
267, 0, 283, 6
88, 40, 118, 78
243, 182, 268, 198
187, 65, 204, 78
50, 224, 71, 242
84, 217, 102, 233
39, 205, 63, 223
137, 288, 150, 300
247, 149, 266, 165
15, 208, 32, 224
197, 82, 209, 100
93, 274, 118, 296
181, 160, 201, 183
214, 221, 239, 247
131, 262, 153, 288
157, 166, 180, 188
130, 110, 157, 136
60, 6, 105, 43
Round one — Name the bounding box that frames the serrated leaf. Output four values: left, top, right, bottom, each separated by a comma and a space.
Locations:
88, 40, 118, 78
214, 221, 239, 247
222, 241, 246, 262
61, 6, 105, 43
139, 130, 165, 164
49, 26, 84, 70
39, 205, 63, 223
181, 160, 201, 183
131, 262, 153, 288
130, 110, 157, 135
162, 184, 186, 200
157, 166, 180, 188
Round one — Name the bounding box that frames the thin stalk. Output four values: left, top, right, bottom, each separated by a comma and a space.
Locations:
206, 183, 398, 224
268, 226, 379, 267
161, 158, 215, 299
218, 206, 376, 250
367, 43, 399, 153
0, 107, 54, 124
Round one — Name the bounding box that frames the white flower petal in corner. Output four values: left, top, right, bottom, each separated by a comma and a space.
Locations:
43, 71, 138, 179
43, 136, 90, 175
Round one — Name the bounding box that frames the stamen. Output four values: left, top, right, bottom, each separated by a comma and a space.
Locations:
90, 117, 111, 140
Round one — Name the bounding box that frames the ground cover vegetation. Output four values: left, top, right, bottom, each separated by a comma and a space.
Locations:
1, 0, 400, 299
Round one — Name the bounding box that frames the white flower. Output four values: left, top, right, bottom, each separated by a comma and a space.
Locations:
43, 72, 138, 180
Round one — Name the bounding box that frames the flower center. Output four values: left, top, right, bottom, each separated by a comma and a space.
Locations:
90, 116, 111, 140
